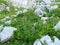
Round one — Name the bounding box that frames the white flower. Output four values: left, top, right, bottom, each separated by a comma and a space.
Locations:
0, 4, 6, 12
6, 6, 10, 11
34, 35, 60, 45
23, 9, 28, 13
5, 20, 11, 25
0, 26, 17, 42
54, 21, 60, 31
41, 17, 48, 24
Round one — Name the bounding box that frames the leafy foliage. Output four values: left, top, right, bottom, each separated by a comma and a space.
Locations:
0, 0, 60, 45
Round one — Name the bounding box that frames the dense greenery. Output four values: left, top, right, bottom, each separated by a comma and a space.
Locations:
0, 0, 60, 45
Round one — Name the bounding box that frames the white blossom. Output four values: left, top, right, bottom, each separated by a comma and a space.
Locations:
0, 26, 17, 42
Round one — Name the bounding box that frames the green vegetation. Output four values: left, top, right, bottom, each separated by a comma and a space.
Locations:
0, 0, 60, 45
